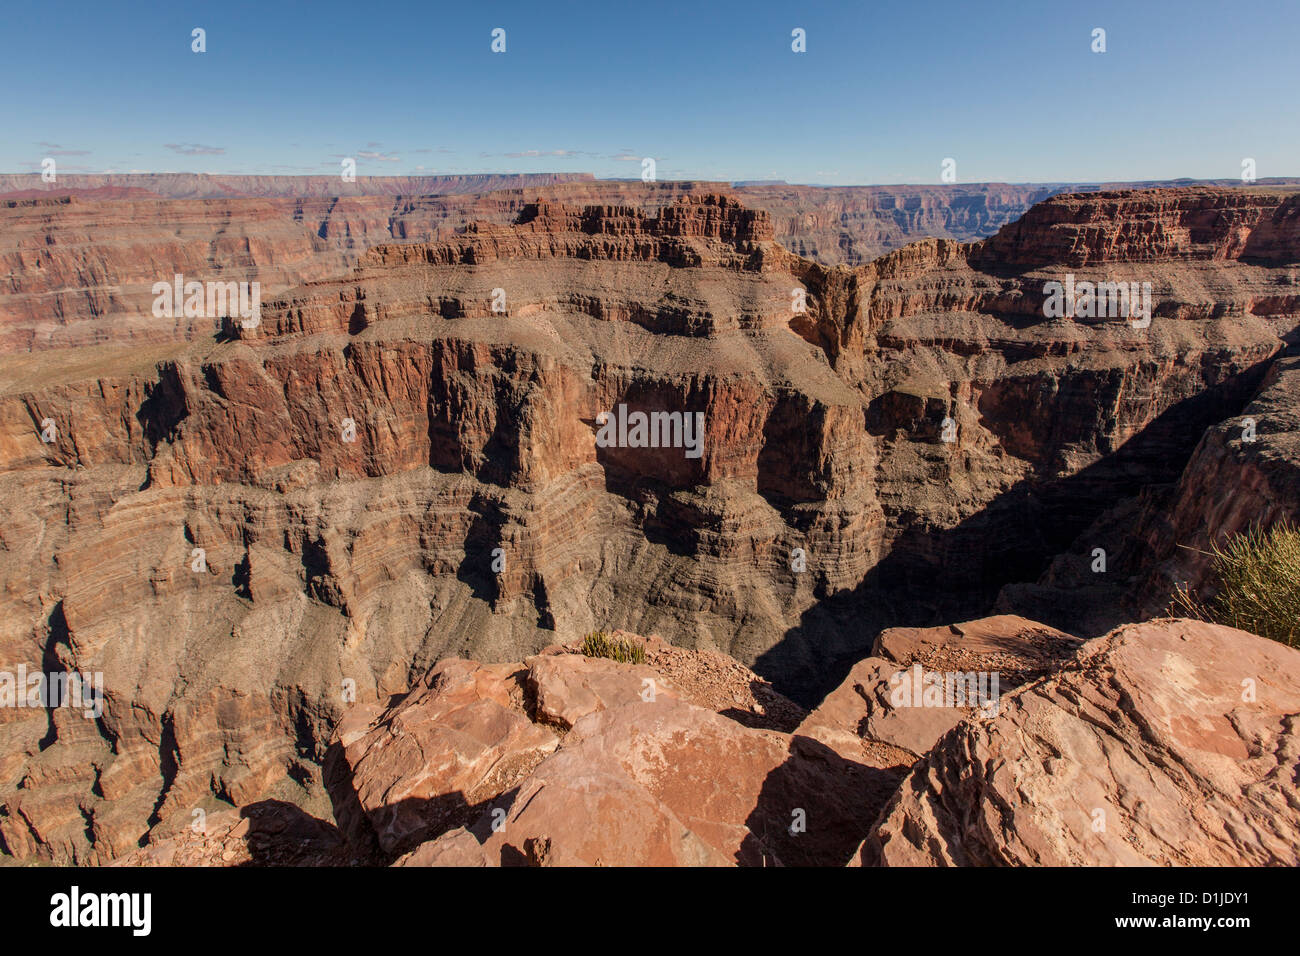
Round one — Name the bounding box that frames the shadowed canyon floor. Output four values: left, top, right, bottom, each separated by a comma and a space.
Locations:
1, 182, 1299, 863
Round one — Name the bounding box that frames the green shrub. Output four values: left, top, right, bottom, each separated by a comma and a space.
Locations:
1172, 522, 1300, 648
579, 630, 646, 664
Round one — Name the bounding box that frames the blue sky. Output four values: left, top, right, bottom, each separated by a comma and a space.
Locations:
5, 0, 1297, 185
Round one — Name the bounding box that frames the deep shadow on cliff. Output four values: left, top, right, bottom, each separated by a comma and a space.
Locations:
756, 352, 1275, 706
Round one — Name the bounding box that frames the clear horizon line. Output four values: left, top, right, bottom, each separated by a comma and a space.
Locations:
3, 170, 1299, 190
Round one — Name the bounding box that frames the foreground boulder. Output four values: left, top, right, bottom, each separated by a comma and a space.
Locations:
400, 695, 906, 867
859, 619, 1300, 866
797, 615, 1081, 757
326, 659, 562, 856
328, 632, 910, 866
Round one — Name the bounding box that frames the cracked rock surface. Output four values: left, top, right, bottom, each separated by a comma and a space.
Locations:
858, 618, 1300, 866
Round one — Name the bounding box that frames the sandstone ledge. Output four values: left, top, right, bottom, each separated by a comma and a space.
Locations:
859, 618, 1300, 866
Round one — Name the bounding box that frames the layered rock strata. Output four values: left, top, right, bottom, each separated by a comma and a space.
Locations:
19, 179, 1292, 352
2, 187, 1299, 861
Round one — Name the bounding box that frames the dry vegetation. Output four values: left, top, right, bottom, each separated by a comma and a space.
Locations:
1173, 523, 1300, 648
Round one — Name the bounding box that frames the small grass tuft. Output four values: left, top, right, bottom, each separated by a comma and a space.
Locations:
1171, 522, 1300, 648
579, 630, 646, 664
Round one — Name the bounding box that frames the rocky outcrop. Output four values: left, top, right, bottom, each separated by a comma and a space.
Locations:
973, 187, 1300, 267
328, 658, 561, 856
116, 618, 1300, 868
398, 697, 903, 867
326, 633, 905, 866
859, 619, 1300, 866
797, 615, 1081, 756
